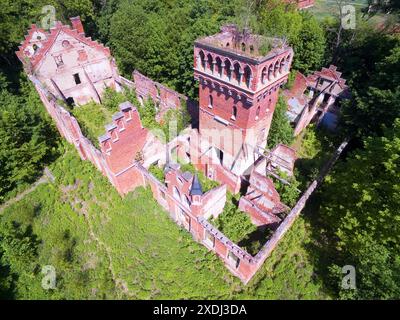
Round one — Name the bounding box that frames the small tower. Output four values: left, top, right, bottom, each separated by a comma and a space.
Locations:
189, 174, 203, 216
194, 25, 293, 175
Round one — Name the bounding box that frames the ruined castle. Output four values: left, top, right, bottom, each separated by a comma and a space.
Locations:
17, 17, 344, 284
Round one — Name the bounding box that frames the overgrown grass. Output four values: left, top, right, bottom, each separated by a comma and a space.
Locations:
0, 143, 328, 299
292, 125, 340, 188
137, 97, 191, 143
70, 87, 137, 148
71, 101, 113, 147
210, 193, 278, 256
212, 193, 256, 244
148, 164, 165, 183
178, 161, 219, 193
271, 171, 301, 208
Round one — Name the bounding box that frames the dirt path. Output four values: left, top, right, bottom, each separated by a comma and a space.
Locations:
0, 168, 55, 213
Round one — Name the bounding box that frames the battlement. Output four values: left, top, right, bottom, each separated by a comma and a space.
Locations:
196, 24, 289, 63
16, 17, 111, 71
98, 101, 148, 174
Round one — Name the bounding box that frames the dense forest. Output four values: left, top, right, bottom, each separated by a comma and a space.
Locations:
0, 0, 399, 299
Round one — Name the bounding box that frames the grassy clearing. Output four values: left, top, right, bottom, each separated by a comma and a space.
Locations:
71, 101, 115, 147
310, 0, 368, 20
1, 141, 328, 299
309, 0, 386, 26
69, 87, 137, 148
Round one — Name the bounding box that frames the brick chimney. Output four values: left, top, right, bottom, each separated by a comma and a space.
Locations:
70, 16, 84, 35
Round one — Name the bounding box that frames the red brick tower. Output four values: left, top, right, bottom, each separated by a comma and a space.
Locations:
193, 25, 293, 176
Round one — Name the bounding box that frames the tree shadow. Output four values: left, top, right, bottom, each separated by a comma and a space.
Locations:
292, 127, 353, 297
300, 190, 341, 298
238, 225, 275, 256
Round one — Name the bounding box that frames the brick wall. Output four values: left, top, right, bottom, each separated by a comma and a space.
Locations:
28, 65, 346, 285
31, 75, 152, 194
133, 70, 188, 121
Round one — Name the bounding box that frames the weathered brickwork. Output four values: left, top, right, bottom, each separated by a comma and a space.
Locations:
133, 70, 188, 122
194, 25, 293, 180
284, 66, 350, 135
16, 17, 121, 106
20, 20, 347, 284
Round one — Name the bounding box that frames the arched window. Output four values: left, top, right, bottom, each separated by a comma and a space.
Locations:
231, 105, 237, 120
261, 67, 267, 84
274, 60, 280, 77
285, 54, 291, 71
250, 45, 254, 54
216, 57, 222, 77
268, 64, 273, 81
207, 54, 213, 73
244, 65, 252, 89
199, 51, 205, 70
224, 59, 232, 80
226, 42, 230, 47
286, 54, 291, 65
208, 95, 213, 108
279, 58, 285, 74
255, 106, 260, 120
241, 42, 246, 52
233, 62, 241, 85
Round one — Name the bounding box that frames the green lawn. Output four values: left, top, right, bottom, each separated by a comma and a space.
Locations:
1, 142, 328, 299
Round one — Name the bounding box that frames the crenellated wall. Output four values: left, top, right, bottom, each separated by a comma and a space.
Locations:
31, 75, 154, 194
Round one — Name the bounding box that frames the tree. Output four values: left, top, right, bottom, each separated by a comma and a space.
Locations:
267, 95, 294, 148
213, 193, 257, 243
366, 0, 400, 15
291, 11, 326, 73
339, 32, 400, 139
0, 0, 39, 64
106, 0, 226, 99
0, 217, 40, 299
319, 119, 400, 299
254, 0, 326, 74
0, 80, 58, 201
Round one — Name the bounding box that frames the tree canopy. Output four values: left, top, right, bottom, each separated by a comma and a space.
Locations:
318, 119, 400, 299
0, 81, 58, 202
